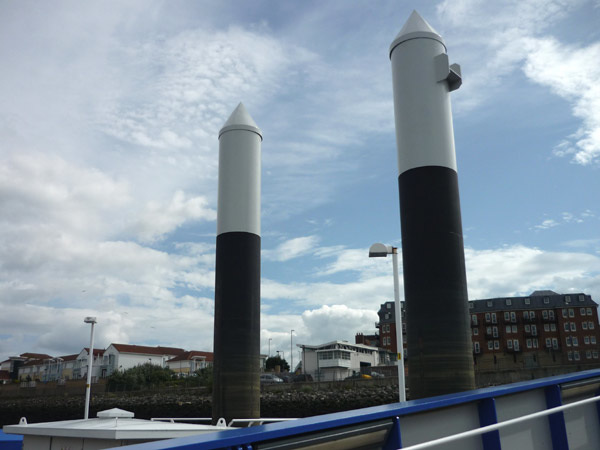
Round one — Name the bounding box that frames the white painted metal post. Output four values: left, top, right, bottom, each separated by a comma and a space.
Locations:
392, 248, 406, 402
84, 317, 96, 420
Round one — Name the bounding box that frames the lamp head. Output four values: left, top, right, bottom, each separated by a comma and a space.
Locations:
84, 317, 97, 324
369, 243, 391, 257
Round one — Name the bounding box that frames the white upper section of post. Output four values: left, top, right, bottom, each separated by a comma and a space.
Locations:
390, 11, 458, 175
217, 103, 262, 236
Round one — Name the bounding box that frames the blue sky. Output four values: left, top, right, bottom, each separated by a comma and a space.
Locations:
1, 0, 599, 364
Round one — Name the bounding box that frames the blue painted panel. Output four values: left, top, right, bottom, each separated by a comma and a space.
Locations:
382, 416, 402, 450
0, 430, 22, 450
478, 398, 501, 450
545, 384, 569, 450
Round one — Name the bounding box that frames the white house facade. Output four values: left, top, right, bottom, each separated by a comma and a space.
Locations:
299, 341, 381, 381
100, 344, 185, 377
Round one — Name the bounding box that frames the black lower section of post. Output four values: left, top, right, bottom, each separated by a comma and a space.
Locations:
399, 166, 475, 399
212, 232, 261, 422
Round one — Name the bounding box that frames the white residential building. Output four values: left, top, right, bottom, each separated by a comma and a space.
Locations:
100, 344, 185, 377
299, 341, 381, 381
166, 351, 213, 376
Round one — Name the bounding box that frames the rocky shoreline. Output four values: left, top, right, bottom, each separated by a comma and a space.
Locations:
0, 384, 400, 427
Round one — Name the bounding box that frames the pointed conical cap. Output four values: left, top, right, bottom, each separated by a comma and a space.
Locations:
219, 102, 262, 140
389, 10, 445, 57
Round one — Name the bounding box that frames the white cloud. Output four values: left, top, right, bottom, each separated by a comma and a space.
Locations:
263, 236, 320, 261
522, 38, 600, 165
436, 0, 600, 164
132, 190, 216, 243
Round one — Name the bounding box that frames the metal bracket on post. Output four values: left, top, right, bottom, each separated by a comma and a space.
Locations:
434, 53, 462, 92
383, 416, 402, 450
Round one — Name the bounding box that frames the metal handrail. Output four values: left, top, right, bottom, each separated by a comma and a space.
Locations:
400, 394, 600, 450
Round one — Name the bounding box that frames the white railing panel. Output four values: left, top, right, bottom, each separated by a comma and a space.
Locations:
400, 402, 483, 450
564, 401, 600, 449
495, 388, 552, 450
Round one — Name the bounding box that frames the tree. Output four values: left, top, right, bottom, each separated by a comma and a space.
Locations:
265, 355, 290, 372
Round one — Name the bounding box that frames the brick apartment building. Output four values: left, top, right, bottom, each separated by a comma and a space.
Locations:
357, 290, 600, 372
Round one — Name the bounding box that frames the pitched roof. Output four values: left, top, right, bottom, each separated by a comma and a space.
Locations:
58, 354, 79, 361
20, 353, 52, 360
82, 348, 105, 357
167, 351, 213, 363
110, 344, 185, 356
470, 292, 597, 313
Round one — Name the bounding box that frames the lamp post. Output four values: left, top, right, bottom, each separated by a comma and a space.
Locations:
268, 338, 272, 357
369, 243, 406, 402
290, 330, 294, 373
83, 316, 97, 419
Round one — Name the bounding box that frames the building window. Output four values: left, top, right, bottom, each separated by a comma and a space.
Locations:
565, 295, 571, 303
387, 303, 391, 309
512, 325, 518, 333
594, 351, 599, 359
506, 299, 512, 306
488, 341, 494, 350
589, 321, 595, 330
531, 325, 537, 335
513, 340, 520, 351
493, 326, 498, 338
529, 311, 535, 319
569, 309, 575, 318
542, 310, 548, 320
491, 313, 497, 324
544, 297, 550, 304
474, 342, 480, 353
472, 315, 478, 325
473, 328, 479, 336
549, 310, 555, 320
579, 295, 585, 301
504, 312, 510, 321
592, 336, 597, 345
570, 322, 576, 332
507, 340, 513, 349
551, 324, 557, 332
574, 351, 580, 361
505, 325, 512, 334
510, 312, 516, 322
494, 340, 500, 350
469, 302, 474, 309
525, 298, 531, 305
586, 308, 592, 316
525, 324, 531, 333
552, 338, 558, 349
583, 322, 588, 330
485, 313, 491, 322
544, 324, 550, 332
584, 336, 590, 345
487, 300, 493, 307
573, 337, 579, 347
562, 309, 568, 318
586, 351, 592, 359
533, 338, 539, 348
564, 322, 570, 332
486, 326, 492, 335
523, 311, 529, 319
568, 351, 573, 361
526, 339, 532, 349
566, 336, 572, 347
580, 308, 586, 316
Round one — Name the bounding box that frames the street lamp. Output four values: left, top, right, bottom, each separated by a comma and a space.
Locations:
83, 316, 97, 419
290, 330, 295, 373
268, 338, 272, 357
369, 243, 406, 402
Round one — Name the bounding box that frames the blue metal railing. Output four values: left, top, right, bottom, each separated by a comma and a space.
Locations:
109, 368, 600, 450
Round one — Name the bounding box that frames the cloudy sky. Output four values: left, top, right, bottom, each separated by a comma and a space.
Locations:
1, 0, 599, 365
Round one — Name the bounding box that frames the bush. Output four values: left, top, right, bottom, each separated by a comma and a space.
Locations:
107, 363, 174, 391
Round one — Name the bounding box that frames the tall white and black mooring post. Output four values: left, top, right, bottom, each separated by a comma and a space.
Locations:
212, 103, 262, 422
389, 11, 475, 398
